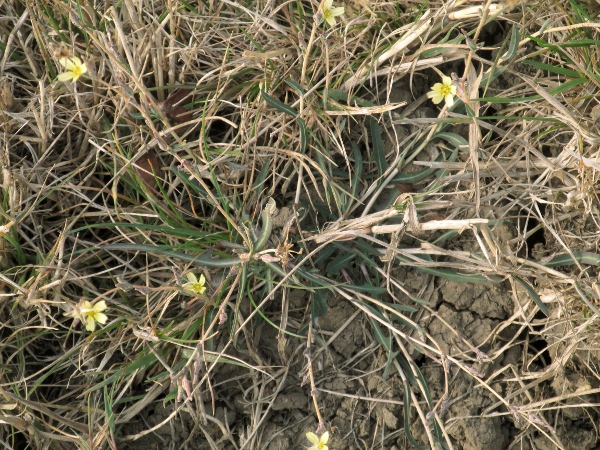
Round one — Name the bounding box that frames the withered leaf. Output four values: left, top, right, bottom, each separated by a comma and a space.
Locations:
136, 151, 160, 191
160, 89, 193, 124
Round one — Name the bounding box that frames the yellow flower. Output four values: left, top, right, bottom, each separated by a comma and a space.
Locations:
183, 273, 207, 296
57, 56, 87, 82
321, 0, 344, 26
80, 300, 108, 332
306, 431, 329, 450
427, 75, 457, 107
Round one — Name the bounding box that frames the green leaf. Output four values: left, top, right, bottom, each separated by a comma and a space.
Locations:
313, 245, 337, 266
262, 91, 299, 117
85, 352, 158, 394
514, 276, 549, 318
100, 243, 241, 267
403, 386, 424, 450
499, 25, 520, 63
311, 289, 328, 317
298, 116, 307, 153
172, 165, 209, 197
520, 60, 580, 78
326, 251, 356, 273
477, 77, 587, 103
370, 117, 387, 176
343, 284, 388, 295
388, 303, 418, 313
395, 255, 494, 284
541, 251, 600, 267
285, 78, 306, 95
262, 90, 307, 153
252, 157, 272, 191
369, 316, 391, 352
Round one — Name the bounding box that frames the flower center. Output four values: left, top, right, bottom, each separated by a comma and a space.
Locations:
439, 84, 452, 95
72, 66, 84, 77
191, 281, 205, 293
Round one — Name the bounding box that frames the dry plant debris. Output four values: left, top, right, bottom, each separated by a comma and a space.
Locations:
1, 0, 600, 449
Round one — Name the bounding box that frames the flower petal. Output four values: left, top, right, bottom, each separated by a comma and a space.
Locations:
57, 72, 74, 81
94, 312, 108, 325
94, 300, 107, 312
186, 273, 197, 283
198, 274, 206, 285
330, 7, 344, 17
306, 432, 319, 444
320, 431, 330, 443
86, 319, 96, 332
431, 94, 444, 104
58, 57, 71, 68
444, 93, 454, 107
323, 0, 333, 9
442, 75, 452, 85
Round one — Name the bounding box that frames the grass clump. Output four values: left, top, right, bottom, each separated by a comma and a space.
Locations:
2, 0, 600, 449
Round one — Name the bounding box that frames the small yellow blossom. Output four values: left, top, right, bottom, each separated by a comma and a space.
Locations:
306, 431, 329, 450
427, 75, 457, 107
80, 300, 108, 332
57, 56, 87, 82
320, 0, 344, 27
183, 273, 207, 296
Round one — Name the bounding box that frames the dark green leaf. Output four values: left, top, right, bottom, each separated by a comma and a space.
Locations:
326, 251, 356, 273
514, 276, 549, 318
311, 289, 328, 317
370, 117, 387, 176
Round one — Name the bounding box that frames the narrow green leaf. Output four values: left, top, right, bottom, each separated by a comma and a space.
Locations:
311, 289, 328, 317
326, 251, 356, 273
252, 157, 272, 191
574, 282, 600, 317
262, 90, 307, 153
313, 245, 337, 266
100, 243, 241, 267
343, 284, 388, 295
388, 303, 418, 313
172, 166, 208, 197
393, 166, 437, 184
285, 78, 306, 95
433, 132, 468, 149
85, 353, 158, 394
542, 251, 600, 267
382, 350, 399, 381
70, 222, 215, 239
514, 276, 549, 317
403, 386, 424, 450
395, 255, 494, 284
520, 60, 580, 78
298, 116, 307, 153
262, 91, 299, 117
370, 117, 387, 176
351, 142, 362, 200
477, 77, 587, 103
253, 198, 277, 252
369, 317, 391, 352
499, 25, 520, 63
